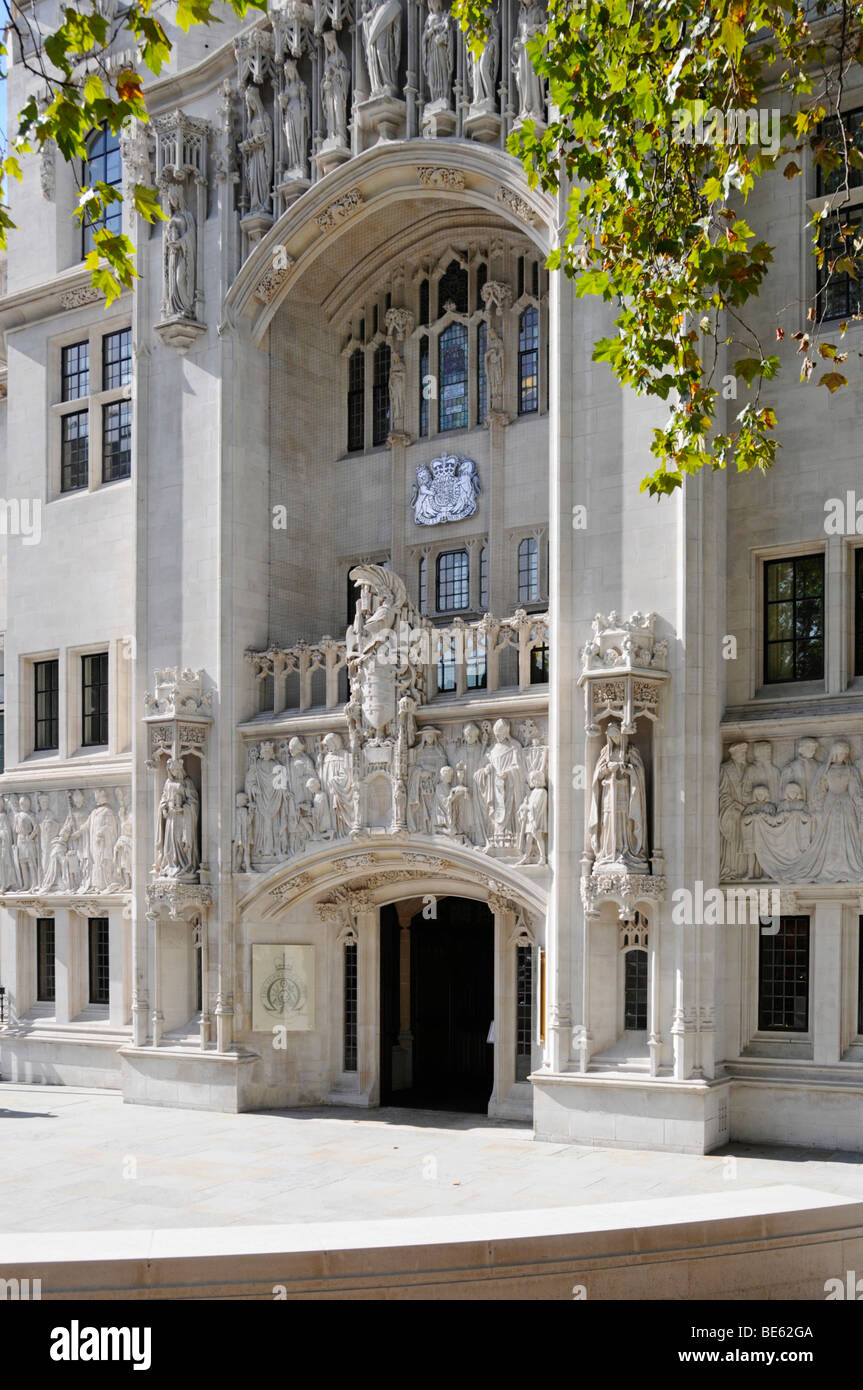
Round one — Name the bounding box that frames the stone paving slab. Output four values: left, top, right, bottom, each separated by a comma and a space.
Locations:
1, 1082, 863, 1234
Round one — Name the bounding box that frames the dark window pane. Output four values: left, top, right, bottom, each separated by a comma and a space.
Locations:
516, 944, 532, 1081
419, 336, 429, 436
82, 126, 123, 257
344, 941, 357, 1071
439, 323, 468, 431
476, 261, 487, 311
37, 919, 56, 1003
34, 659, 59, 751
372, 342, 390, 446
436, 548, 469, 612
61, 410, 89, 492
518, 306, 539, 414
102, 329, 131, 389
530, 643, 549, 684
518, 537, 539, 602
88, 917, 110, 1005
419, 279, 429, 325
758, 916, 809, 1032
764, 555, 824, 684
855, 549, 863, 676
437, 259, 468, 316
624, 949, 648, 1030
817, 212, 863, 321
816, 107, 863, 196
347, 349, 364, 451
82, 652, 109, 747
62, 341, 89, 401
102, 400, 131, 481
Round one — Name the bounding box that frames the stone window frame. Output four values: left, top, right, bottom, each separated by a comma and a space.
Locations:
749, 539, 834, 701
506, 525, 549, 612
47, 314, 133, 503
407, 535, 487, 620
17, 639, 129, 766
738, 916, 815, 1058
806, 92, 863, 325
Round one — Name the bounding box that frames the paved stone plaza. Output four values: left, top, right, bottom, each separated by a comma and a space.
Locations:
2, 1083, 863, 1235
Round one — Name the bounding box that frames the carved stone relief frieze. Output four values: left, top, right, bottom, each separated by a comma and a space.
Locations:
0, 787, 131, 897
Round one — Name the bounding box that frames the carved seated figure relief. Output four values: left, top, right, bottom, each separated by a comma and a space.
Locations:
719, 736, 863, 883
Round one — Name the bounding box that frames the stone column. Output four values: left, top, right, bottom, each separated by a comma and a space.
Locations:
108, 906, 129, 1029
813, 899, 843, 1065
132, 910, 151, 1046
491, 904, 516, 1104
151, 912, 164, 1047
647, 923, 661, 1077
356, 906, 380, 1103
54, 909, 82, 1025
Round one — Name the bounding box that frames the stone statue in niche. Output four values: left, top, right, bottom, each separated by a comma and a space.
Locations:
154, 757, 200, 880
245, 741, 287, 859
589, 721, 648, 870
517, 771, 548, 865
484, 319, 504, 412
241, 84, 273, 214
474, 718, 524, 847
468, 9, 499, 111
163, 182, 196, 319
388, 340, 406, 432
360, 0, 402, 96
233, 791, 253, 873
321, 28, 350, 146
13, 795, 40, 890
81, 788, 120, 892
512, 0, 545, 123
422, 0, 454, 108
280, 59, 310, 178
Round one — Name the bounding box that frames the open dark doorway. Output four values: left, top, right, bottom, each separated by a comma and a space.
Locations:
380, 896, 494, 1114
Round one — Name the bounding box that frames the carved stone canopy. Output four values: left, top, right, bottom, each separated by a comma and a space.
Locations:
144, 668, 213, 719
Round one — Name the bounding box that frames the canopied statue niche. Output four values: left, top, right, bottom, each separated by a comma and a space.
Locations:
578, 612, 669, 920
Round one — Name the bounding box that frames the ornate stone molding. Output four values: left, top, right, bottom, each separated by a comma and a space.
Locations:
417, 165, 465, 191
580, 870, 667, 922
269, 873, 313, 907
144, 668, 213, 719
146, 880, 213, 921
496, 185, 538, 226
316, 188, 364, 231
60, 286, 103, 310
254, 256, 296, 305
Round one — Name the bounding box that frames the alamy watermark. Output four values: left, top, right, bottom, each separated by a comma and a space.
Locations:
0, 498, 41, 546
672, 103, 781, 157
671, 882, 781, 928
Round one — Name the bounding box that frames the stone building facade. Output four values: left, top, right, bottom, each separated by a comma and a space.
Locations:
0, 0, 862, 1152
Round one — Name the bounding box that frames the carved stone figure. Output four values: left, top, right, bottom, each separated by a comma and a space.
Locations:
241, 84, 273, 214
233, 791, 253, 872
0, 798, 19, 891
468, 11, 499, 111
38, 794, 60, 880
348, 565, 420, 739
789, 740, 863, 881
163, 182, 196, 319
388, 341, 406, 431
307, 776, 334, 839
422, 0, 454, 108
484, 319, 504, 412
320, 731, 353, 836
81, 788, 120, 892
360, 0, 402, 96
741, 785, 776, 880
408, 728, 447, 833
719, 742, 748, 881
589, 722, 648, 870
155, 757, 200, 880
245, 741, 287, 859
286, 736, 316, 808
14, 795, 40, 891
321, 29, 350, 146
512, 0, 545, 123
475, 718, 524, 847
780, 737, 823, 804
114, 792, 133, 889
517, 771, 548, 865
40, 790, 88, 893
458, 722, 488, 844
280, 59, 309, 177
742, 741, 781, 804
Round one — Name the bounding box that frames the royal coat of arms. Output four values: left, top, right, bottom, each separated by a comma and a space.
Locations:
411, 454, 481, 525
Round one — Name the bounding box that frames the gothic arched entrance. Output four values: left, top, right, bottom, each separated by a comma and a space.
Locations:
380, 896, 494, 1114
